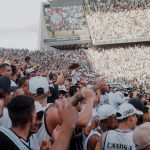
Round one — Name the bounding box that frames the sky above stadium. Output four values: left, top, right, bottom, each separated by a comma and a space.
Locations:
0, 0, 46, 50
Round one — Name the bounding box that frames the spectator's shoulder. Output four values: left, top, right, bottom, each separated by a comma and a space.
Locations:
0, 131, 19, 150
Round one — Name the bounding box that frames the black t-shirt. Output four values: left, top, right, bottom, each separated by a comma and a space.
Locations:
0, 131, 20, 150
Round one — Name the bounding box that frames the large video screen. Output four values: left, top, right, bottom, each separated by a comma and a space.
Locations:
44, 5, 87, 31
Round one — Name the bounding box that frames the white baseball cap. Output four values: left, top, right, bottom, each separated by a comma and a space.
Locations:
58, 85, 67, 92
29, 76, 49, 94
109, 91, 125, 110
117, 103, 143, 120
133, 122, 150, 149
97, 104, 116, 120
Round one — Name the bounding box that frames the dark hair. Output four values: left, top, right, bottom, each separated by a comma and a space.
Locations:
0, 89, 4, 99
37, 88, 44, 95
69, 85, 81, 97
18, 77, 30, 88
66, 78, 72, 82
117, 117, 129, 123
11, 65, 17, 76
59, 90, 66, 96
116, 112, 129, 123
100, 118, 108, 124
0, 63, 10, 70
49, 72, 54, 80
25, 56, 31, 62
7, 95, 35, 129
68, 63, 80, 70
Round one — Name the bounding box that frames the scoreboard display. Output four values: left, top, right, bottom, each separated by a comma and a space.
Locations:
44, 0, 87, 32
46, 7, 65, 30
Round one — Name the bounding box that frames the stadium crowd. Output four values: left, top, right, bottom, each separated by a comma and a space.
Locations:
0, 43, 149, 91
0, 43, 150, 149
86, 0, 150, 42
0, 1, 150, 149
0, 43, 150, 150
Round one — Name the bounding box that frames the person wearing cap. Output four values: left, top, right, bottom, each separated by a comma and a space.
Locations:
29, 76, 52, 146
0, 76, 17, 106
58, 85, 67, 99
102, 103, 143, 150
128, 98, 149, 125
0, 95, 36, 150
109, 91, 125, 110
29, 76, 50, 108
133, 122, 150, 150
84, 104, 118, 150
0, 76, 17, 128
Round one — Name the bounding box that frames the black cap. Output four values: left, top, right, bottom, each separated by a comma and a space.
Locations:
128, 98, 149, 113
0, 76, 17, 92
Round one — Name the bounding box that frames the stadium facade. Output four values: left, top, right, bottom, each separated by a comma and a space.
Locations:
38, 0, 91, 50
38, 0, 150, 50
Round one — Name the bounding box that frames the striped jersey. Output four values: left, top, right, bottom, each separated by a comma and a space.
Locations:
102, 129, 137, 150
84, 129, 102, 150
0, 108, 12, 128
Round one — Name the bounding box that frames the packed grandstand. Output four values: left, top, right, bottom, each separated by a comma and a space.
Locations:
0, 0, 150, 150
86, 0, 150, 44
0, 43, 150, 92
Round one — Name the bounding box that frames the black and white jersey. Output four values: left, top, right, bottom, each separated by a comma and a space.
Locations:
84, 129, 102, 150
28, 134, 40, 150
0, 127, 32, 150
0, 108, 12, 128
102, 129, 137, 150
0, 130, 20, 150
